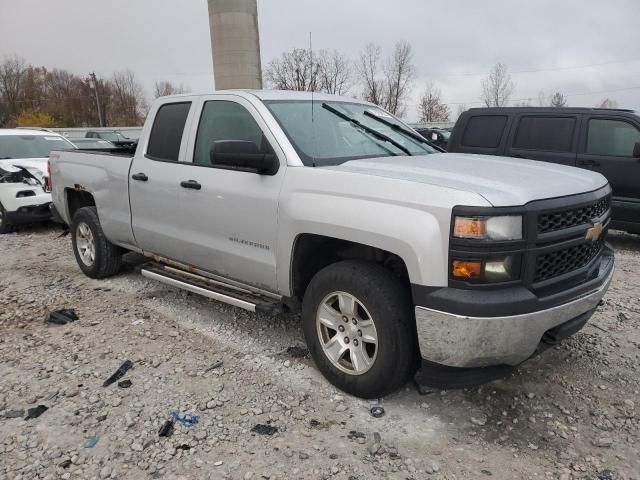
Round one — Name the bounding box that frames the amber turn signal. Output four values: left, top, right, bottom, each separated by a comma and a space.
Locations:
453, 217, 487, 239
452, 260, 482, 279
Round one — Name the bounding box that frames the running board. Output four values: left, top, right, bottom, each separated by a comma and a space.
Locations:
140, 265, 283, 315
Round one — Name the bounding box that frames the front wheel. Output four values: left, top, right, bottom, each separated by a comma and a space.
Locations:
71, 206, 123, 279
302, 260, 418, 398
0, 202, 14, 234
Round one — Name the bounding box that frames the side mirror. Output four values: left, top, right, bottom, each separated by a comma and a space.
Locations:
210, 140, 278, 175
633, 142, 640, 158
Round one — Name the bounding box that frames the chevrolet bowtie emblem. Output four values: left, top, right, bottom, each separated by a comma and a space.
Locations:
585, 222, 603, 242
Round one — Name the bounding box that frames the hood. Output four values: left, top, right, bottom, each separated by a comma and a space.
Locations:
0, 157, 47, 181
323, 153, 608, 206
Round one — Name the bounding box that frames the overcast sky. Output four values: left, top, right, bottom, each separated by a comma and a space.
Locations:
1, 0, 639, 121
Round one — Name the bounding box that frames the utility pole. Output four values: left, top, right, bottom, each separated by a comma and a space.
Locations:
88, 72, 105, 127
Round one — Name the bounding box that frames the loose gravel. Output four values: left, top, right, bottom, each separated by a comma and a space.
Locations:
0, 225, 638, 479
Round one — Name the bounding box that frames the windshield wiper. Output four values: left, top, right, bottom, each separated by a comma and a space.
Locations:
321, 103, 412, 156
363, 110, 445, 152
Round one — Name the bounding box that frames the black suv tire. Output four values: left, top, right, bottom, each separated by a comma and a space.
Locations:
71, 206, 123, 278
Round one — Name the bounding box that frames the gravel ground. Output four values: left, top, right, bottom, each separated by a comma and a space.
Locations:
0, 225, 639, 480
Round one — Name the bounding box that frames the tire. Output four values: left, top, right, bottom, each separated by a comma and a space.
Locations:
71, 206, 123, 278
302, 260, 418, 399
0, 202, 14, 234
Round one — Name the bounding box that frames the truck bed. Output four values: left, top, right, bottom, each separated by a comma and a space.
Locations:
50, 149, 136, 247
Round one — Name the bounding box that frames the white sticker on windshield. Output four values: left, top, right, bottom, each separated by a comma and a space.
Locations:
366, 109, 393, 118
44, 136, 63, 141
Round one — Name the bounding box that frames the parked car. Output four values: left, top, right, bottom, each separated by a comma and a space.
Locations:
70, 138, 117, 149
416, 127, 451, 150
51, 91, 613, 398
0, 128, 76, 233
85, 130, 136, 148
449, 107, 640, 233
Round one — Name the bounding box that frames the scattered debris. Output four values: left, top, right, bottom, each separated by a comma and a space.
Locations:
118, 379, 132, 389
103, 360, 133, 387
286, 345, 309, 358
59, 459, 72, 469
45, 309, 79, 325
25, 405, 48, 420
368, 432, 382, 455
176, 444, 191, 451
170, 410, 199, 427
131, 319, 145, 326
251, 423, 278, 435
84, 436, 99, 448
481, 469, 493, 476
414, 379, 436, 395
205, 360, 224, 372
96, 414, 107, 422
159, 419, 175, 438
309, 419, 321, 428
370, 406, 385, 418
347, 431, 366, 440
471, 414, 488, 426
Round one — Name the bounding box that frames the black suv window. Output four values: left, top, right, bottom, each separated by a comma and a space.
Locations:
513, 116, 575, 152
194, 100, 269, 166
147, 102, 191, 161
587, 118, 640, 157
462, 115, 507, 148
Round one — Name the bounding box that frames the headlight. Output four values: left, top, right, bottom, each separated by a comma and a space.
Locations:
451, 256, 518, 283
453, 215, 523, 241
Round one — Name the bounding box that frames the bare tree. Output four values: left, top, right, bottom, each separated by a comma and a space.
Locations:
513, 98, 532, 107
317, 50, 351, 95
383, 41, 415, 117
597, 98, 618, 108
418, 82, 450, 122
110, 70, 147, 125
154, 80, 189, 99
0, 56, 27, 120
536, 90, 548, 107
550, 91, 567, 108
264, 48, 318, 91
357, 43, 386, 106
481, 62, 515, 107
454, 104, 467, 121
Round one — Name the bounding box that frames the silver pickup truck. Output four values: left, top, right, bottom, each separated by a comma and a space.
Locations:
50, 91, 614, 398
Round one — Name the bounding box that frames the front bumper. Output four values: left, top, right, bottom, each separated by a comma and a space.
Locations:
415, 253, 614, 368
5, 201, 52, 225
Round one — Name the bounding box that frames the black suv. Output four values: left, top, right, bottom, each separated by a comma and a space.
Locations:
449, 107, 640, 233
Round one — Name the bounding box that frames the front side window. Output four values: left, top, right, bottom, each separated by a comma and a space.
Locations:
147, 102, 191, 161
193, 101, 271, 166
264, 100, 435, 166
587, 119, 640, 157
0, 134, 75, 160
513, 116, 576, 152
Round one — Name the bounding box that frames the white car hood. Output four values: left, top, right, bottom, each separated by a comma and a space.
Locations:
325, 153, 608, 206
0, 157, 47, 181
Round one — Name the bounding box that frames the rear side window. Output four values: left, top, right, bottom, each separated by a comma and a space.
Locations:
461, 115, 507, 148
587, 119, 640, 156
147, 102, 191, 161
513, 116, 575, 152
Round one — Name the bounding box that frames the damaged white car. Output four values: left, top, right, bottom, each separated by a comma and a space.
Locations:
0, 129, 76, 234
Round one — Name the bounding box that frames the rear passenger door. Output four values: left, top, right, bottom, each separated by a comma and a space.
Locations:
578, 116, 640, 201
129, 100, 195, 260
505, 114, 579, 167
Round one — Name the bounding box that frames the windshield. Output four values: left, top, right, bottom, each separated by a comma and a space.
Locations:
0, 134, 75, 159
265, 100, 436, 166
99, 132, 129, 142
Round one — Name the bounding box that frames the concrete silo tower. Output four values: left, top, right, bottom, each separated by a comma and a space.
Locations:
207, 0, 263, 90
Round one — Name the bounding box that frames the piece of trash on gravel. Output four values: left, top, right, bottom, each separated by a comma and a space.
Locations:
170, 410, 199, 427
205, 360, 223, 372
84, 436, 99, 448
286, 345, 309, 358
4, 409, 25, 419
45, 309, 79, 325
25, 405, 48, 420
103, 360, 133, 387
118, 379, 132, 389
370, 406, 385, 418
131, 319, 145, 326
159, 419, 175, 438
176, 444, 191, 450
251, 423, 278, 435
348, 431, 366, 440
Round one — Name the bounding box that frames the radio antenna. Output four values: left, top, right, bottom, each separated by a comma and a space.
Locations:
310, 31, 316, 167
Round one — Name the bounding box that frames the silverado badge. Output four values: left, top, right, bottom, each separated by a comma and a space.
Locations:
585, 222, 603, 242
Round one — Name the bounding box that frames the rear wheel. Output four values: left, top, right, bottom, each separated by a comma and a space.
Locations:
0, 202, 14, 234
71, 206, 123, 278
302, 260, 418, 398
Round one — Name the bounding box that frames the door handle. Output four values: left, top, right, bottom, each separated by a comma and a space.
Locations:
180, 180, 202, 190
578, 160, 600, 167
131, 172, 148, 181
